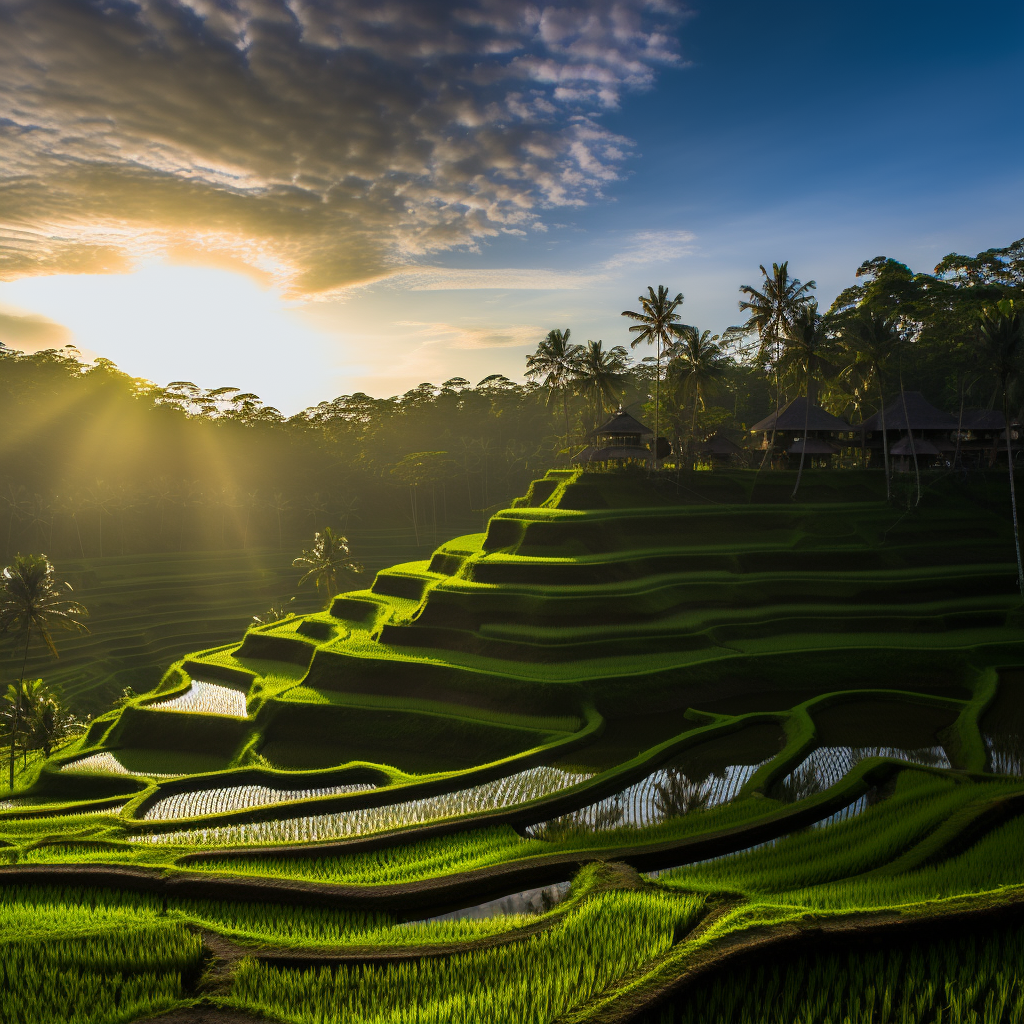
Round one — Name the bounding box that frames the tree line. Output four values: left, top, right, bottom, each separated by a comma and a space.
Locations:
0, 238, 1020, 560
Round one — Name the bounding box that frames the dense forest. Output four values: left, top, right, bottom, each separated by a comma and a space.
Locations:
0, 237, 1020, 559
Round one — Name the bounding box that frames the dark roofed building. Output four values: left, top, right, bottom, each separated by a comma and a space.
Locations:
961, 409, 1006, 431
859, 393, 1020, 468
695, 432, 746, 467
749, 397, 851, 466
572, 408, 653, 465
750, 397, 851, 435
860, 392, 957, 433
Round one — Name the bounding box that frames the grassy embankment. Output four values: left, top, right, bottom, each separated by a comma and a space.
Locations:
3, 469, 1024, 1022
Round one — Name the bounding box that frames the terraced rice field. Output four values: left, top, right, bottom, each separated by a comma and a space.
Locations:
141, 781, 377, 820
779, 745, 950, 799
137, 766, 590, 844
60, 752, 179, 778
31, 525, 436, 714
526, 760, 771, 838
148, 680, 248, 717
8, 469, 1024, 1024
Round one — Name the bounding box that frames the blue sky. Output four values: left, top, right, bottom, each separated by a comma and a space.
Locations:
0, 0, 1020, 410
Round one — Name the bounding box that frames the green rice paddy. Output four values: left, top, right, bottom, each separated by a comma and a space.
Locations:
5, 467, 1024, 1023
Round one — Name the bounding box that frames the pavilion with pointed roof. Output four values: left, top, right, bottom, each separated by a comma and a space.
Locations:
572, 408, 654, 464
858, 391, 1024, 468
749, 397, 852, 462
860, 392, 958, 468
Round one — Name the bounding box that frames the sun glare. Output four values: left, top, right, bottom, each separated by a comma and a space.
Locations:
0, 262, 340, 413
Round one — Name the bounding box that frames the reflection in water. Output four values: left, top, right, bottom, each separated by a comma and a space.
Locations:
645, 791, 876, 880
526, 760, 771, 840
986, 734, 1024, 776
776, 746, 949, 802
417, 882, 571, 923
137, 765, 591, 845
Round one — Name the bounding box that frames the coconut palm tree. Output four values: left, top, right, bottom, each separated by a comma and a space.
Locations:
525, 329, 583, 458
737, 263, 816, 460
838, 311, 905, 500
574, 340, 631, 429
782, 304, 834, 497
621, 286, 689, 468
0, 554, 88, 789
293, 527, 364, 606
665, 327, 729, 467
979, 299, 1024, 597
3, 678, 82, 760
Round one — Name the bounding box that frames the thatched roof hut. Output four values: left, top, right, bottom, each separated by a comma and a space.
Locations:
750, 397, 851, 434
573, 409, 653, 464
860, 392, 957, 432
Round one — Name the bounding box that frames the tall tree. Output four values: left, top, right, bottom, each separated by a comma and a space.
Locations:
621, 286, 689, 468
293, 527, 364, 606
525, 329, 583, 459
0, 554, 87, 789
665, 327, 729, 466
979, 299, 1024, 597
738, 263, 816, 461
782, 304, 833, 497
837, 311, 906, 500
574, 340, 631, 429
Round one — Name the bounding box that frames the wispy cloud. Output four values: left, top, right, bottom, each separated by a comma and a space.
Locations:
392, 228, 699, 291
395, 320, 541, 349
0, 1, 688, 296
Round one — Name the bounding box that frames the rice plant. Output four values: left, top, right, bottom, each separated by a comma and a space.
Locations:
60, 752, 177, 778
148, 679, 248, 718
526, 759, 771, 840
195, 826, 535, 885
138, 766, 590, 846
782, 810, 1024, 911
639, 923, 1024, 1024
775, 744, 949, 801
0, 924, 203, 1024
142, 781, 376, 820
658, 771, 1015, 898
0, 881, 588, 951
233, 890, 705, 1024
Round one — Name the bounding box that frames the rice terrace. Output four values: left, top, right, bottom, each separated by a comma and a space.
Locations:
1, 2, 1023, 1022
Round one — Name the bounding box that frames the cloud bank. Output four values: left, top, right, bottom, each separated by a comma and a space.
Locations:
0, 0, 687, 296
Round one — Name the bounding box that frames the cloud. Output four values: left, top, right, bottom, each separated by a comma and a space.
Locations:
391, 228, 698, 290
0, 0, 687, 297
392, 267, 597, 291
599, 229, 697, 269
395, 319, 541, 349
0, 306, 73, 350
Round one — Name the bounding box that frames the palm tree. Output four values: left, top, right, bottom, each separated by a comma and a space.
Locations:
665, 327, 729, 467
574, 340, 631, 429
979, 299, 1024, 597
838, 311, 905, 500
621, 286, 689, 468
293, 528, 364, 606
737, 263, 816, 460
0, 554, 88, 789
525, 329, 583, 458
4, 678, 81, 760
782, 304, 833, 497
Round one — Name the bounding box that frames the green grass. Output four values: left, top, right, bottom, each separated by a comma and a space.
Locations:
658, 771, 1024, 898
231, 889, 705, 1024
639, 922, 1024, 1024
7, 469, 1024, 1024
1, 924, 203, 1024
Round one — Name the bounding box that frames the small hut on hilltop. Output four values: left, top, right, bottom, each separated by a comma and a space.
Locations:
750, 397, 852, 465
573, 409, 653, 465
